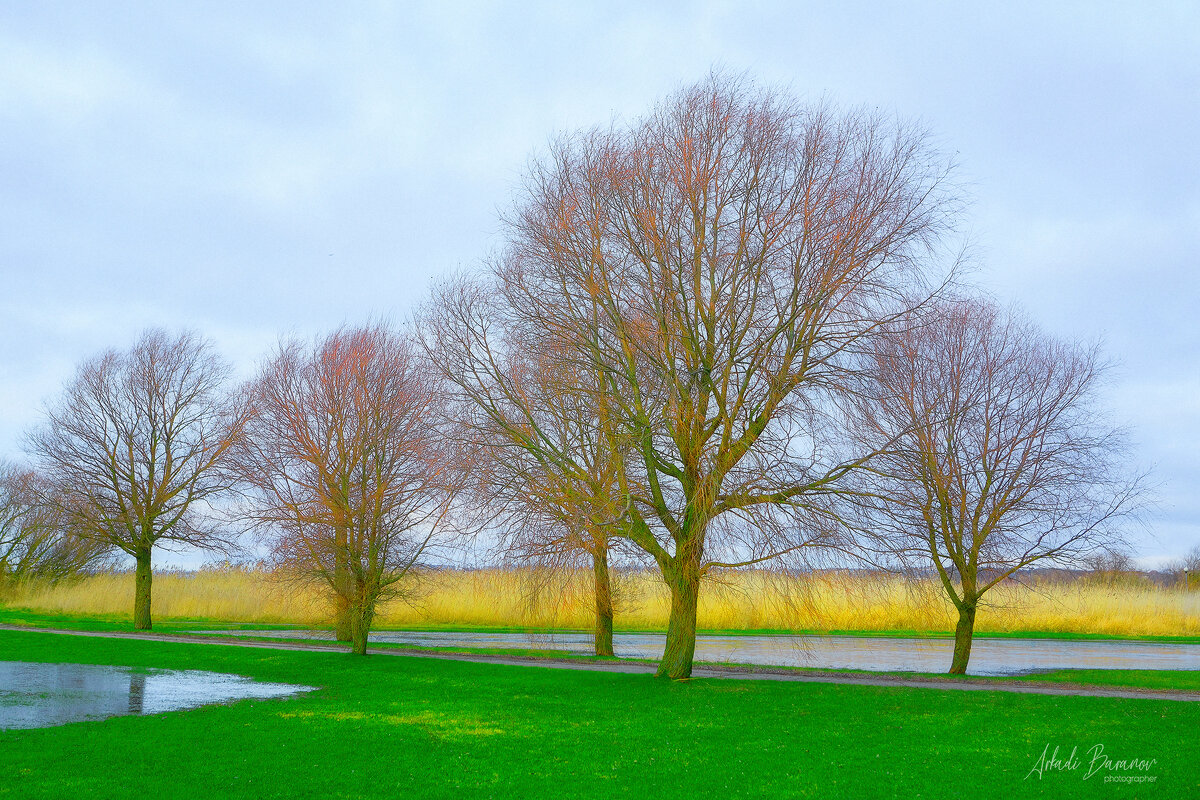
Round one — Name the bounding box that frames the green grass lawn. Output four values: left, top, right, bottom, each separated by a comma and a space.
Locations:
1, 630, 1196, 798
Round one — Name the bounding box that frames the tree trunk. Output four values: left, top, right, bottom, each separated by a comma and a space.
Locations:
334, 526, 351, 641
949, 601, 977, 674
334, 595, 351, 640
349, 596, 375, 656
592, 546, 615, 657
657, 563, 700, 679
133, 548, 153, 630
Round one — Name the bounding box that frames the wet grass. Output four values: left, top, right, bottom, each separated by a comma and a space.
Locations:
8, 609, 1200, 695
7, 608, 1200, 695
1, 629, 1196, 798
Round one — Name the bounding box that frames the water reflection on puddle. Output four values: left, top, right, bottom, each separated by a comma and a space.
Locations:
0, 661, 315, 730
208, 629, 1200, 676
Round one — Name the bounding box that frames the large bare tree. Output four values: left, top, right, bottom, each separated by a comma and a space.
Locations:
234, 324, 464, 655
0, 462, 110, 585
429, 72, 959, 678
26, 330, 243, 629
845, 299, 1146, 673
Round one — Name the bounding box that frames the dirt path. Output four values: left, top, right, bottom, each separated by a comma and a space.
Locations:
6, 624, 1199, 702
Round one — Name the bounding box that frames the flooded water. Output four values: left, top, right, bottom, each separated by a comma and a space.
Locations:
0, 661, 315, 730
208, 629, 1200, 676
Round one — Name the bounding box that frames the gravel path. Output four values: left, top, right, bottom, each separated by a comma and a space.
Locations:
6, 625, 1199, 702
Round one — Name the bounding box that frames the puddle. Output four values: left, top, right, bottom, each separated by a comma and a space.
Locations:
205, 629, 1200, 676
0, 661, 315, 730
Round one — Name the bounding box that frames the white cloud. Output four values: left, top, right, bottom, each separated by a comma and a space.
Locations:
0, 37, 156, 124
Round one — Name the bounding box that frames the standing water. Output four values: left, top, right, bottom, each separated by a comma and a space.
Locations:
205, 629, 1200, 675
0, 661, 315, 730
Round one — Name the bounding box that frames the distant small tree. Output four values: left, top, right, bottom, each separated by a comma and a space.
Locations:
1083, 549, 1139, 587
846, 300, 1146, 673
234, 324, 465, 655
1173, 545, 1200, 591
0, 462, 109, 586
26, 330, 244, 629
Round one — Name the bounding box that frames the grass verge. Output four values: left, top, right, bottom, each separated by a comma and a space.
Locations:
1, 630, 1197, 798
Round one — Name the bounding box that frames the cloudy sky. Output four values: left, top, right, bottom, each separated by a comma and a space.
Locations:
2, 1, 1196, 566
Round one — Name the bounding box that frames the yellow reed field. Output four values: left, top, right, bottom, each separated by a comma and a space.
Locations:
4, 567, 1198, 636
2, 569, 334, 624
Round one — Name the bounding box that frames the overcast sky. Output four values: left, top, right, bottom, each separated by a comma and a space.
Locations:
2, 1, 1196, 567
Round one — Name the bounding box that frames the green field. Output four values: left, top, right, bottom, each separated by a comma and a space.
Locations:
2, 629, 1196, 798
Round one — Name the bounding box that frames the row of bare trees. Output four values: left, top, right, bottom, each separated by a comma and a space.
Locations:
420, 73, 1146, 677
14, 73, 1147, 675
18, 326, 461, 656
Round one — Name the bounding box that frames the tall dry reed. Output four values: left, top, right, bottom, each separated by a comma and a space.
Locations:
5, 567, 1198, 636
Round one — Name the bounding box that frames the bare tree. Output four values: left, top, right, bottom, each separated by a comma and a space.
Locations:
428, 72, 959, 678
1165, 544, 1200, 591
429, 295, 636, 655
845, 300, 1146, 673
1083, 549, 1139, 587
234, 324, 464, 655
25, 330, 243, 629
0, 462, 110, 585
